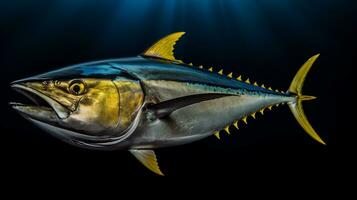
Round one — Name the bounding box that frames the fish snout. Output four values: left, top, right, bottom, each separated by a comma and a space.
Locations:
10, 82, 70, 119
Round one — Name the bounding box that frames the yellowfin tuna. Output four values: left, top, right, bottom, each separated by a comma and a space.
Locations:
10, 32, 325, 175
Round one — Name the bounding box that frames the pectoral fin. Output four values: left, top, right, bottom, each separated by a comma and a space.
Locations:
129, 149, 164, 176
148, 93, 233, 118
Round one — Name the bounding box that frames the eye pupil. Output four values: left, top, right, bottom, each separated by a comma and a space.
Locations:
73, 85, 81, 94
68, 80, 86, 95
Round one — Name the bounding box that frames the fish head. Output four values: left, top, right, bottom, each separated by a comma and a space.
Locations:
10, 62, 144, 149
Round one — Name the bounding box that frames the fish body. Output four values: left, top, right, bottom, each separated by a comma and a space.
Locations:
10, 32, 325, 175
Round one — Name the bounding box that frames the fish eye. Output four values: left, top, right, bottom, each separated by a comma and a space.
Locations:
68, 80, 86, 95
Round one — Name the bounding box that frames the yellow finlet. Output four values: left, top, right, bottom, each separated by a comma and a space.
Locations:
224, 126, 230, 134
199, 65, 203, 69
208, 67, 213, 72
130, 149, 164, 176
253, 82, 258, 86
275, 89, 279, 92
268, 87, 273, 91
242, 116, 248, 124
214, 131, 220, 139
245, 78, 250, 84
259, 108, 265, 115
227, 72, 233, 78
268, 105, 273, 110
218, 69, 223, 75
142, 32, 185, 63
233, 121, 239, 129
251, 112, 256, 119
188, 63, 193, 66
261, 84, 266, 89
237, 75, 242, 81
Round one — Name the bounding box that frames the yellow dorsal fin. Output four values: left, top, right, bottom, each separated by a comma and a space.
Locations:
130, 149, 164, 176
142, 32, 185, 62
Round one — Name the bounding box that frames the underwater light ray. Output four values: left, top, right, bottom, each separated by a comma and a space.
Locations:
227, 0, 278, 51
157, 0, 176, 33
95, 0, 158, 54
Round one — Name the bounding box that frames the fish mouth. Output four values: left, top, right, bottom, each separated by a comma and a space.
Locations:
10, 83, 70, 121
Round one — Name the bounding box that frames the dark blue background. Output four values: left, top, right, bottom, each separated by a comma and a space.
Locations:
0, 0, 346, 184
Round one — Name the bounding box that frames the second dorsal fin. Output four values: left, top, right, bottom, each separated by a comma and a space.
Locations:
141, 32, 185, 62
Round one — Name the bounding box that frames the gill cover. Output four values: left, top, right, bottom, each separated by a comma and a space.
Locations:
113, 79, 144, 133
288, 54, 326, 145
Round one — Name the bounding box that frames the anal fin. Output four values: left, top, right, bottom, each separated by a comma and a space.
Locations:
129, 149, 164, 176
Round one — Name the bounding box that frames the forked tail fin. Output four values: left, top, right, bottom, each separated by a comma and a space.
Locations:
288, 54, 326, 145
